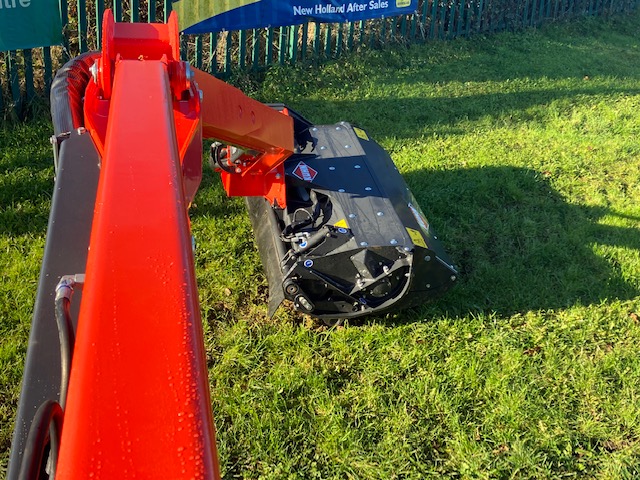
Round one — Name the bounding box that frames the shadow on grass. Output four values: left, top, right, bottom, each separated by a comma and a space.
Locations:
401, 165, 639, 318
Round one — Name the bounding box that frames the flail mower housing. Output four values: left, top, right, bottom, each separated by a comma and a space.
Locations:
238, 107, 458, 320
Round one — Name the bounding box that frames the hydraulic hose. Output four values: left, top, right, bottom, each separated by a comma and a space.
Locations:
22, 274, 86, 480
50, 51, 100, 135
282, 190, 324, 238
54, 274, 84, 409
17, 400, 63, 480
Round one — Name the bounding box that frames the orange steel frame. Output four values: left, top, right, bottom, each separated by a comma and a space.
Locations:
55, 10, 294, 479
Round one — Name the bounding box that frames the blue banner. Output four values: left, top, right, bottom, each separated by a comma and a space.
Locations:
175, 0, 417, 35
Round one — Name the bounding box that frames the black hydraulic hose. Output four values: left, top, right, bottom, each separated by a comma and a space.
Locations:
293, 225, 330, 254
17, 400, 63, 480
282, 190, 324, 238
50, 51, 99, 135
54, 275, 83, 409
17, 275, 83, 479
54, 296, 74, 410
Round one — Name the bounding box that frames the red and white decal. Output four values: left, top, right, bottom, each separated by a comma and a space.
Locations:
292, 161, 318, 182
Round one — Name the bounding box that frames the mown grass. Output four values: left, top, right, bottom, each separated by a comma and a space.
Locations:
2, 11, 640, 479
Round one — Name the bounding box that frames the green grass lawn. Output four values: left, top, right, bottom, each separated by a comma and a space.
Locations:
2, 11, 640, 479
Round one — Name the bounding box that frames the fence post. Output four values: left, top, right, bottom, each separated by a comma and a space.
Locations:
43, 48, 53, 97
335, 23, 343, 57
266, 27, 275, 66
195, 35, 203, 69
164, 0, 171, 22
288, 25, 299, 62
24, 50, 35, 105
223, 31, 232, 75
180, 33, 188, 61
347, 21, 355, 51
324, 24, 332, 57
279, 27, 288, 65
380, 17, 387, 44
251, 29, 260, 70
457, 0, 464, 36
439, 1, 446, 38
301, 23, 309, 61
7, 51, 22, 118
312, 22, 320, 61
0, 68, 4, 117
209, 33, 218, 74
476, 0, 484, 32
148, 0, 156, 22
114, 0, 122, 22
239, 30, 247, 68
77, 0, 89, 52
430, 0, 438, 38
60, 0, 69, 55
95, 0, 104, 46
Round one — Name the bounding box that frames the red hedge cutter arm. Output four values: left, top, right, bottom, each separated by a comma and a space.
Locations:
8, 10, 293, 480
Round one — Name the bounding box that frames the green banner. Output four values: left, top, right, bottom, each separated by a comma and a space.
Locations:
0, 0, 62, 51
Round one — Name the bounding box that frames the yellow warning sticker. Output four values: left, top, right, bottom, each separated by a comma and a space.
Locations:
353, 127, 369, 141
406, 227, 427, 249
334, 219, 349, 229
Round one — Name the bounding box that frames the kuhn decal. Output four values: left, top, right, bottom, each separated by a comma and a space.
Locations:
292, 161, 318, 182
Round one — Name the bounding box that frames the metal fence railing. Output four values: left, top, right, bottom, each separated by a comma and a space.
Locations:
1, 0, 638, 119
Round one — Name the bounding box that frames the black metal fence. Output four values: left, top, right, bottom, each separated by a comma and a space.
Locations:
1, 0, 638, 119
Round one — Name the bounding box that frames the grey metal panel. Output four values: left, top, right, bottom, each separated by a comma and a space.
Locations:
7, 130, 100, 480
286, 123, 413, 249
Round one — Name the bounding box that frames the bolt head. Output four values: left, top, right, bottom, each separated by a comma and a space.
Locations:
89, 61, 99, 83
